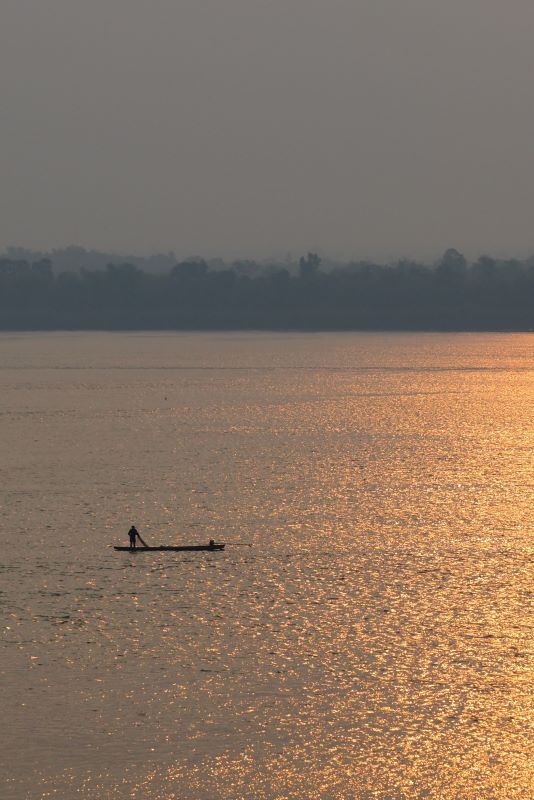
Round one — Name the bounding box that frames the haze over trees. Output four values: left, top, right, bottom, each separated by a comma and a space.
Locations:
0, 247, 533, 331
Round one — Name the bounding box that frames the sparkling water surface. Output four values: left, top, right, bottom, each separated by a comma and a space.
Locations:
1, 332, 532, 799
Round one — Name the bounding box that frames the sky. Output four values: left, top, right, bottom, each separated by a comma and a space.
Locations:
1, 0, 534, 261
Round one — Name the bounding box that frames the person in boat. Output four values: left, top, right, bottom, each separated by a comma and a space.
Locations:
128, 525, 140, 549
209, 539, 215, 548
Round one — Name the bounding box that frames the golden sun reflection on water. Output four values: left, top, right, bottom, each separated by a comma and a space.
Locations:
0, 332, 533, 799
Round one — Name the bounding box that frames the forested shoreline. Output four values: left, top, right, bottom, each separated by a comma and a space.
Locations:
1, 249, 533, 331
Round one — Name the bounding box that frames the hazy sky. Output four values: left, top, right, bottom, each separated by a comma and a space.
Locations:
1, 1, 534, 260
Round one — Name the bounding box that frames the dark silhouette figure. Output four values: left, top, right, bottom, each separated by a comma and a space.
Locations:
128, 525, 140, 549
209, 539, 215, 548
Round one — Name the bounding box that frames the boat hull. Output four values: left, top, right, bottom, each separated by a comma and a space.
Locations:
114, 544, 225, 552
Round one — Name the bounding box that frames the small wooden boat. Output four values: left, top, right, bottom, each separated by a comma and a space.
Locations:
114, 544, 225, 552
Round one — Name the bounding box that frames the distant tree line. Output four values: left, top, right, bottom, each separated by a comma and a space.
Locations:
0, 248, 533, 330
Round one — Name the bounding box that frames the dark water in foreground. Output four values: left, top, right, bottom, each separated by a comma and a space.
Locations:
1, 332, 532, 799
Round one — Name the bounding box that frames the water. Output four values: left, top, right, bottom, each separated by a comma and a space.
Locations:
1, 332, 532, 799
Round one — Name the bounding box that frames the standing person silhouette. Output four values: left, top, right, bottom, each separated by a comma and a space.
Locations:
128, 525, 145, 549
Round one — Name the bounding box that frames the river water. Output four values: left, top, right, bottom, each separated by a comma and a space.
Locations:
1, 332, 532, 799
